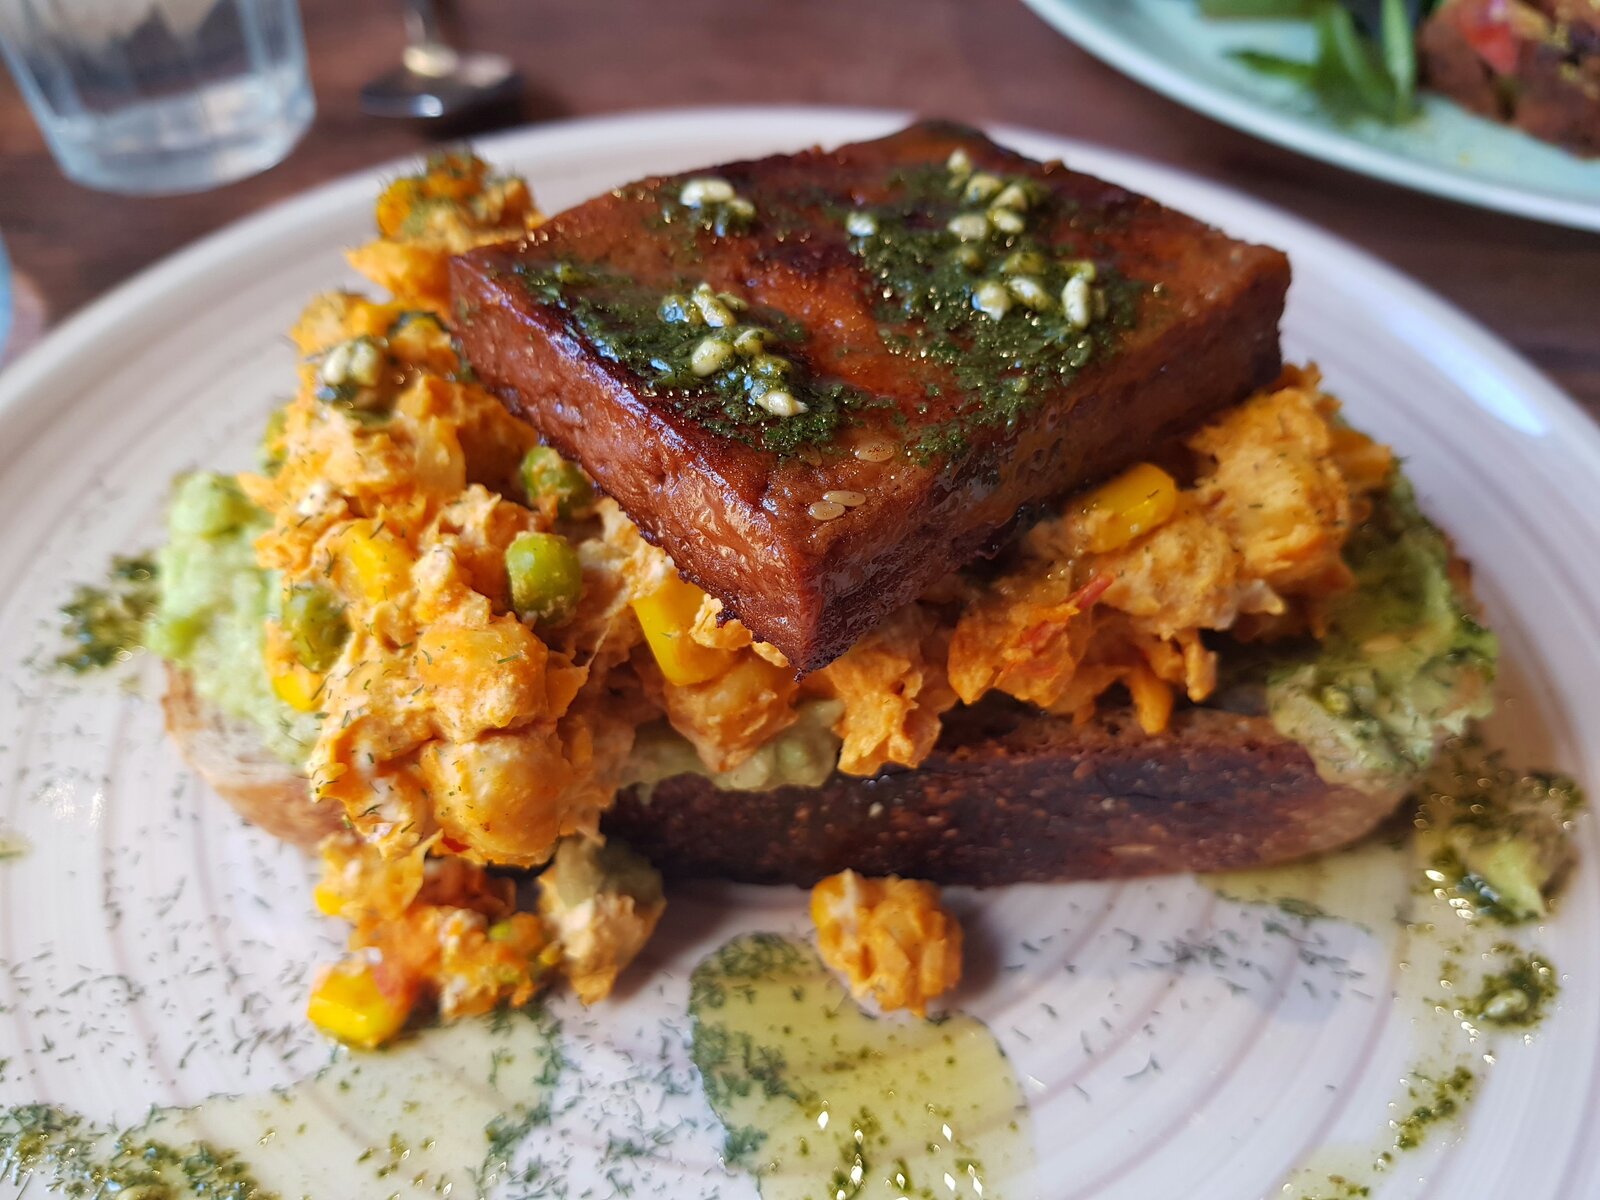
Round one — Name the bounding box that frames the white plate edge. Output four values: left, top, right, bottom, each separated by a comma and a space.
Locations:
1019, 0, 1600, 233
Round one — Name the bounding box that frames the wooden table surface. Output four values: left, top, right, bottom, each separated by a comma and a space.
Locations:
2, 0, 1596, 410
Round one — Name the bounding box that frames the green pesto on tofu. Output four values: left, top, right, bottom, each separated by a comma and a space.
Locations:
517, 157, 1143, 466
145, 472, 318, 765
1266, 471, 1497, 789
845, 161, 1142, 463
658, 175, 758, 237
513, 262, 879, 458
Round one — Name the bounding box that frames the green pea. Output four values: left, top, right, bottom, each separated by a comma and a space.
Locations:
283, 584, 349, 672
520, 446, 595, 519
506, 532, 583, 627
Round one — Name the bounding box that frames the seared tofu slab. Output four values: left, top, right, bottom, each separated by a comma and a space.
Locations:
451, 121, 1289, 672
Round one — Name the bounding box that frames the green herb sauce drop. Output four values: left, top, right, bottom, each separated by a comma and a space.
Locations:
688, 933, 1034, 1199
513, 262, 877, 458
55, 555, 158, 673
0, 1008, 562, 1199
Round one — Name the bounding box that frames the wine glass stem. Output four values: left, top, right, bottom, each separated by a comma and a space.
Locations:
401, 0, 458, 75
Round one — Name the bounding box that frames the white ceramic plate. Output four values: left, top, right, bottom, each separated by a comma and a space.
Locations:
1, 107, 1598, 1199
1023, 0, 1600, 232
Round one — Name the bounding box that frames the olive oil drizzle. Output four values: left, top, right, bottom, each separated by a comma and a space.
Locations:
688, 934, 1034, 1200
0, 1007, 562, 1199
1208, 735, 1579, 1200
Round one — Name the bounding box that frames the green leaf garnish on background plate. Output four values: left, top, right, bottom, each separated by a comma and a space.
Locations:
1200, 0, 1432, 124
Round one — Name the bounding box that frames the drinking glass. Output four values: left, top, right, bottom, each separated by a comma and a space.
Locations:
0, 0, 315, 195
0, 231, 12, 363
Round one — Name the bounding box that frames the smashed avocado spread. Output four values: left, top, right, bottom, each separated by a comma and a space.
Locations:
625, 700, 845, 795
145, 472, 318, 765
1267, 472, 1497, 787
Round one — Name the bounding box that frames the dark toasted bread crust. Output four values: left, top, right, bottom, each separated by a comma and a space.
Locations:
603, 704, 1399, 886
452, 121, 1290, 672
168, 658, 1395, 886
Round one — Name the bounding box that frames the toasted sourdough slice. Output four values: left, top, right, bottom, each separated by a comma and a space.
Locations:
162, 666, 335, 852
164, 667, 1396, 884
603, 703, 1399, 887
451, 120, 1291, 672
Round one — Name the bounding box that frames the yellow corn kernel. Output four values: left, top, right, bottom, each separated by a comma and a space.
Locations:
1080, 462, 1178, 554
630, 575, 737, 687
265, 621, 325, 713
337, 520, 413, 606
271, 662, 325, 713
312, 882, 344, 917
306, 956, 414, 1049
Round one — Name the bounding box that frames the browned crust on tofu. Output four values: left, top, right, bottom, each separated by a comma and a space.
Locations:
603, 704, 1400, 887
451, 121, 1290, 672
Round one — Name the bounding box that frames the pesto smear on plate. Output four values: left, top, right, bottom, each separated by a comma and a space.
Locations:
0, 1009, 562, 1199
688, 934, 1034, 1200
54, 554, 158, 674
1210, 735, 1581, 1200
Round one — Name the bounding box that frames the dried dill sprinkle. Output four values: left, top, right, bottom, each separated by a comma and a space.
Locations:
55, 555, 159, 673
0, 1104, 275, 1199
688, 934, 1027, 1195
